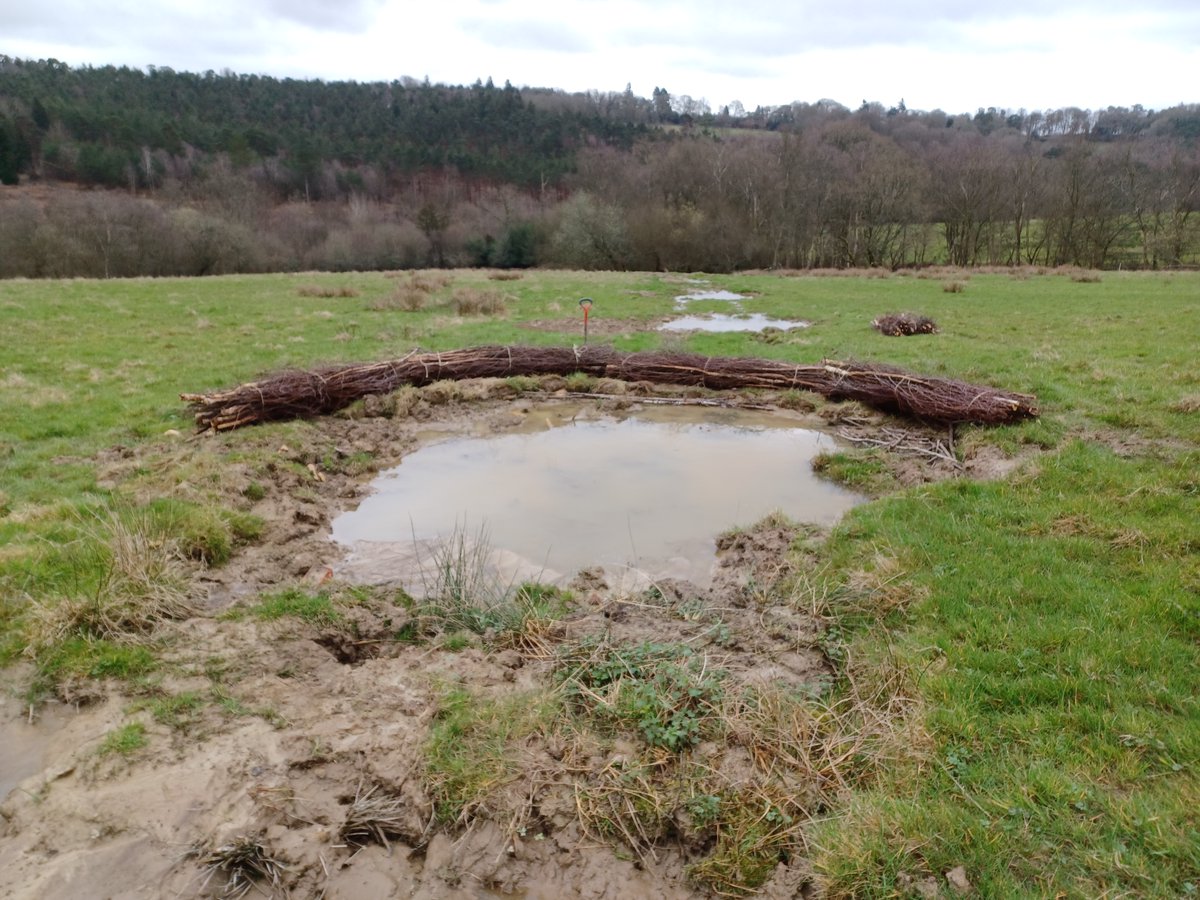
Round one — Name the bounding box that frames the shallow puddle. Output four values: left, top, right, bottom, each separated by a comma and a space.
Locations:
673, 289, 747, 309
332, 405, 863, 590
0, 701, 70, 801
659, 313, 810, 333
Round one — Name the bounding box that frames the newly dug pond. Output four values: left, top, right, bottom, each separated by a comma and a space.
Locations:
3, 267, 1198, 899
0, 377, 937, 900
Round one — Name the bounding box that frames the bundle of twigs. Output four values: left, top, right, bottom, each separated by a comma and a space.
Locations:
182, 345, 1038, 430
872, 312, 938, 336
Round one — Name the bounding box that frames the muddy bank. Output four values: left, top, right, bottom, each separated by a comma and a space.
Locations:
1, 516, 827, 899
1, 377, 1018, 899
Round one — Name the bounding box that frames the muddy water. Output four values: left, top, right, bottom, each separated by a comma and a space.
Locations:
659, 312, 810, 332
0, 699, 70, 800
332, 404, 863, 590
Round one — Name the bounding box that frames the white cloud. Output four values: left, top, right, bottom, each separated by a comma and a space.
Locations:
1, 0, 1196, 112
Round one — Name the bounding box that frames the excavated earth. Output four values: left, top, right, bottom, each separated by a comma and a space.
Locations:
0, 378, 1022, 899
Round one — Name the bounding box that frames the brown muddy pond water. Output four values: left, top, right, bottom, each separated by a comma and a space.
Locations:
0, 700, 70, 801
332, 404, 864, 591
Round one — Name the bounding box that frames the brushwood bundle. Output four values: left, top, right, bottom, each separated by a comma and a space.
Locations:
872, 313, 938, 336
182, 345, 1038, 431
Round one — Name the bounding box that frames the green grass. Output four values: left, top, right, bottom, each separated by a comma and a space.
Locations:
29, 637, 157, 702
140, 690, 206, 730
424, 684, 557, 823
811, 441, 1200, 897
1, 268, 1198, 894
97, 722, 149, 757
234, 587, 342, 624
811, 449, 897, 494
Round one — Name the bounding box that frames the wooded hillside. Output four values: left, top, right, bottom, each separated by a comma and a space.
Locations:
2, 56, 1198, 276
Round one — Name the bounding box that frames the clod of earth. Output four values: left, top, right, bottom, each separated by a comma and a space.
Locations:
182, 345, 1038, 430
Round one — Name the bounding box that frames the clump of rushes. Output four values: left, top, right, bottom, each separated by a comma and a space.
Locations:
416, 524, 572, 653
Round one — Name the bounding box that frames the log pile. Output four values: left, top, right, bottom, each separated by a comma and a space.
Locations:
872, 313, 938, 336
182, 345, 1038, 431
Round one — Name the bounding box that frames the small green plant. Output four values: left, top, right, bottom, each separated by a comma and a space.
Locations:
439, 632, 471, 651
98, 722, 148, 757
242, 481, 267, 502
686, 792, 722, 826
143, 691, 205, 730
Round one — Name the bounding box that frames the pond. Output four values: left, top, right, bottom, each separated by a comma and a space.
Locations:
332, 404, 863, 592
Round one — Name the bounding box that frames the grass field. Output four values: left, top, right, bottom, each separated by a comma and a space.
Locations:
1, 267, 1197, 896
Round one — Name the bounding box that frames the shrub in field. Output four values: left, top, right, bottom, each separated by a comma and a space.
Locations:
451, 287, 508, 316
297, 284, 360, 298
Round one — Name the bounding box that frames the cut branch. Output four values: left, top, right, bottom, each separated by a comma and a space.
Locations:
181, 345, 1039, 432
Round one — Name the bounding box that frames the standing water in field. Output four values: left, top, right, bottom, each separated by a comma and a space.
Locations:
332, 404, 863, 592
673, 289, 748, 309
659, 313, 810, 333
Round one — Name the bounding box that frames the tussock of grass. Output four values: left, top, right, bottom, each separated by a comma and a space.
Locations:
145, 499, 264, 565
451, 287, 508, 316
297, 284, 359, 298
25, 509, 194, 655
370, 287, 427, 311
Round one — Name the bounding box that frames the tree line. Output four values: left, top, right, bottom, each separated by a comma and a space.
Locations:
1, 56, 1198, 277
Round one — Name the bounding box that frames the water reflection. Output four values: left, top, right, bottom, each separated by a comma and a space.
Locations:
333, 406, 862, 589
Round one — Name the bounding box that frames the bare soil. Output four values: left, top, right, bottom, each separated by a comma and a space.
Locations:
0, 379, 1023, 899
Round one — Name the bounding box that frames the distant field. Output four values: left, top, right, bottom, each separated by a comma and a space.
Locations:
1, 267, 1197, 896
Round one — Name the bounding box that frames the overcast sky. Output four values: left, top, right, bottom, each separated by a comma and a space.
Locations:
3, 0, 1198, 114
